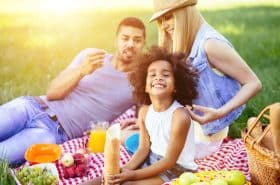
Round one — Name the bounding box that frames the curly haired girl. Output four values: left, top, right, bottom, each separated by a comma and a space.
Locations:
106, 46, 199, 185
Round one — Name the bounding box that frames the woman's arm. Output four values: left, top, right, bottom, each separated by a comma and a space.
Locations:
188, 39, 262, 124
110, 107, 191, 183
121, 106, 150, 170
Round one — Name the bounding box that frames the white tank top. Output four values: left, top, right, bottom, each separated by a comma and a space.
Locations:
145, 100, 197, 170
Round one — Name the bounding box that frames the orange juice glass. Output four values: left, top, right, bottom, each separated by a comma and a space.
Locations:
87, 121, 108, 153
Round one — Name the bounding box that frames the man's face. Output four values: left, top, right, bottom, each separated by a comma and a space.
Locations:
116, 26, 145, 63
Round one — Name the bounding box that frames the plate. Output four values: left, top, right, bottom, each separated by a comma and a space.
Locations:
25, 143, 62, 164
29, 163, 59, 177
11, 163, 59, 185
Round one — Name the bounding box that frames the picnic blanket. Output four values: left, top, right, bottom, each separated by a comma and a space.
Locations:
21, 107, 250, 184
55, 136, 250, 185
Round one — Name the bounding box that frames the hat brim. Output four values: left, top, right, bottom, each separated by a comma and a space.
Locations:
149, 7, 173, 22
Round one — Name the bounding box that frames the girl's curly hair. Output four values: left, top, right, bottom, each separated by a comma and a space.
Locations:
128, 46, 198, 105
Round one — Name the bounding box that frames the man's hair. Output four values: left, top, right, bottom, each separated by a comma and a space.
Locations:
116, 17, 146, 38
128, 46, 198, 105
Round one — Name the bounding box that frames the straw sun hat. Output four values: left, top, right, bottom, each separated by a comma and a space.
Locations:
149, 0, 197, 22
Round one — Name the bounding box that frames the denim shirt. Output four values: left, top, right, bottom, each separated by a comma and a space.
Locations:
188, 23, 245, 135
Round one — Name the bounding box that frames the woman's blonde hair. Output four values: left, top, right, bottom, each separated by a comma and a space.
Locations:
157, 6, 202, 56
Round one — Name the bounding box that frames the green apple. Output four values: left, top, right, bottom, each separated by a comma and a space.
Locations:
179, 172, 198, 185
210, 178, 228, 185
191, 182, 210, 185
225, 170, 246, 185
171, 179, 180, 185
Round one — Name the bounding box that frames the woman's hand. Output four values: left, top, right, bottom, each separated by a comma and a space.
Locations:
186, 104, 224, 124
106, 168, 135, 184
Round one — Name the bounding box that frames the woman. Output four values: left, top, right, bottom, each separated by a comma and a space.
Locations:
149, 0, 262, 158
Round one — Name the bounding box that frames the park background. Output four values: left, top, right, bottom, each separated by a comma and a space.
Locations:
0, 0, 279, 138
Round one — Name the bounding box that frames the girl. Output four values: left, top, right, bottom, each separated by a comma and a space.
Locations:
106, 46, 198, 185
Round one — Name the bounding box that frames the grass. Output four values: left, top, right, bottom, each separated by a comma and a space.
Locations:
0, 1, 279, 138
0, 151, 16, 185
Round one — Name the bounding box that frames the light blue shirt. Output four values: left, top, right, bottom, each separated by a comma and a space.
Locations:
188, 23, 245, 135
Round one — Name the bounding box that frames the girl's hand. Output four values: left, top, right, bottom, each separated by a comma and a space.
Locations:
186, 104, 224, 124
106, 169, 135, 184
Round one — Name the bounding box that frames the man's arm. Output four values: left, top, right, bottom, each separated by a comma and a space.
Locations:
46, 50, 105, 100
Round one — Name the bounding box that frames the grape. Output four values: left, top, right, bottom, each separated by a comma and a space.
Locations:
16, 166, 58, 185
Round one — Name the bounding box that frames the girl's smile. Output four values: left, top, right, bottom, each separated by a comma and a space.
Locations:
146, 60, 175, 97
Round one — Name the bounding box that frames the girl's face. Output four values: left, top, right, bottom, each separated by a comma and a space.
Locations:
158, 12, 174, 39
145, 60, 175, 98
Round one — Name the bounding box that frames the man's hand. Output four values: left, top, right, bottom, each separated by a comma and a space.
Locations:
79, 50, 106, 76
186, 104, 224, 124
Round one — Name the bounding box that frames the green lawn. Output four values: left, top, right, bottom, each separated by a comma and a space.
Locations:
0, 1, 279, 138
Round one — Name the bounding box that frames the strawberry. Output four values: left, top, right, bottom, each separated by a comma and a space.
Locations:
65, 165, 76, 178
75, 164, 87, 177
73, 153, 86, 164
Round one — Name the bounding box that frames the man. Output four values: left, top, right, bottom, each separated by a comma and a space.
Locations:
0, 17, 146, 165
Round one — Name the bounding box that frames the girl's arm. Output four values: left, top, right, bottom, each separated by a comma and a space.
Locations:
110, 107, 191, 183
121, 105, 150, 170
188, 39, 262, 124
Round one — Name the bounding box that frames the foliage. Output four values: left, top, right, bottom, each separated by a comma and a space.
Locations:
0, 152, 16, 185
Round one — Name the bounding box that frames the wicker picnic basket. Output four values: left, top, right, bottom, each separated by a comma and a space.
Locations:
241, 103, 280, 185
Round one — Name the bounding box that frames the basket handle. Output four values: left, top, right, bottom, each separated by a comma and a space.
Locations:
243, 105, 270, 141
244, 103, 280, 155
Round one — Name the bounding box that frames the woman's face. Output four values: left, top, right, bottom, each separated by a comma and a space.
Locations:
158, 12, 174, 39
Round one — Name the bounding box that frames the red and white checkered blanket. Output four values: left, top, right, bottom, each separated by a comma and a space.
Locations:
23, 107, 251, 185
55, 136, 250, 185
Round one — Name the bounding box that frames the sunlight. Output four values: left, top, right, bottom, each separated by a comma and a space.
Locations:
37, 0, 81, 13
0, 0, 153, 13
0, 0, 278, 13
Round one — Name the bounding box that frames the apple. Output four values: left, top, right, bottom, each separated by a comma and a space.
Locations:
179, 172, 198, 185
191, 182, 210, 185
225, 170, 245, 185
171, 179, 180, 185
210, 178, 228, 185
61, 153, 74, 167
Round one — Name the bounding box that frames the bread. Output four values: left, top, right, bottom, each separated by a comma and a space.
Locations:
103, 124, 121, 185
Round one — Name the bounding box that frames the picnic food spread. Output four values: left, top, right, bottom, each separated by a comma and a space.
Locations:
24, 144, 61, 164
15, 163, 59, 185
60, 150, 89, 178
170, 170, 248, 185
